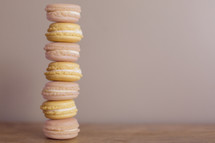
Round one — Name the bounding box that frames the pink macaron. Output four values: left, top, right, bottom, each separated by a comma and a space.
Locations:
44, 42, 80, 62
43, 118, 80, 140
45, 3, 81, 23
42, 81, 80, 100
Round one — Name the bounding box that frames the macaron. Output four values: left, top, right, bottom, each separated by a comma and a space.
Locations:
43, 118, 80, 139
44, 43, 80, 62
45, 62, 82, 82
45, 23, 83, 43
46, 3, 81, 23
40, 100, 77, 120
42, 81, 80, 100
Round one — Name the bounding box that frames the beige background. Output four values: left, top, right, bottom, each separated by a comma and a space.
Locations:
0, 0, 215, 123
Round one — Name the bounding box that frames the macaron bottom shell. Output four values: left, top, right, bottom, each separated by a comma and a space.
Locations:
44, 112, 77, 120
45, 54, 79, 62
43, 94, 78, 101
46, 35, 82, 43
44, 131, 79, 140
47, 12, 80, 23
46, 74, 81, 82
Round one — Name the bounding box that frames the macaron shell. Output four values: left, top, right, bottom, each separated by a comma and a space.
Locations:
44, 43, 80, 51
46, 4, 81, 12
44, 117, 79, 127
43, 107, 77, 115
45, 112, 77, 120
46, 52, 79, 62
41, 100, 76, 109
46, 74, 81, 82
43, 81, 80, 88
47, 23, 81, 31
46, 62, 81, 70
44, 131, 78, 140
46, 35, 81, 43
43, 91, 79, 101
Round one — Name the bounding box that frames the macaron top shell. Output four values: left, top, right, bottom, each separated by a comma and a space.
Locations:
46, 4, 81, 12
47, 23, 82, 32
44, 81, 79, 90
41, 100, 76, 110
47, 62, 81, 71
44, 118, 79, 130
44, 43, 80, 51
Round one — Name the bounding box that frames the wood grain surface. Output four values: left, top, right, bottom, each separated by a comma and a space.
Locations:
1, 123, 215, 143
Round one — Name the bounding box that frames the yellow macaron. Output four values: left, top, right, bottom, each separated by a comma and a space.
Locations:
40, 100, 77, 119
45, 23, 83, 43
45, 62, 83, 82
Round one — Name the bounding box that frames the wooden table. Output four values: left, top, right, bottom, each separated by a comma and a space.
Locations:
1, 123, 215, 143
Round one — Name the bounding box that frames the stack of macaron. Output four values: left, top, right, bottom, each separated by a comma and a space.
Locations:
40, 3, 83, 140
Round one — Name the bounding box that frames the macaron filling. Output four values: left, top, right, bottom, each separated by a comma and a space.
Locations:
52, 69, 82, 74
47, 107, 77, 112
44, 89, 78, 93
44, 128, 79, 134
64, 50, 79, 55
53, 50, 79, 55
68, 11, 80, 16
48, 11, 80, 16
66, 129, 79, 132
64, 11, 80, 16
49, 30, 82, 35
46, 50, 80, 57
45, 128, 79, 132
